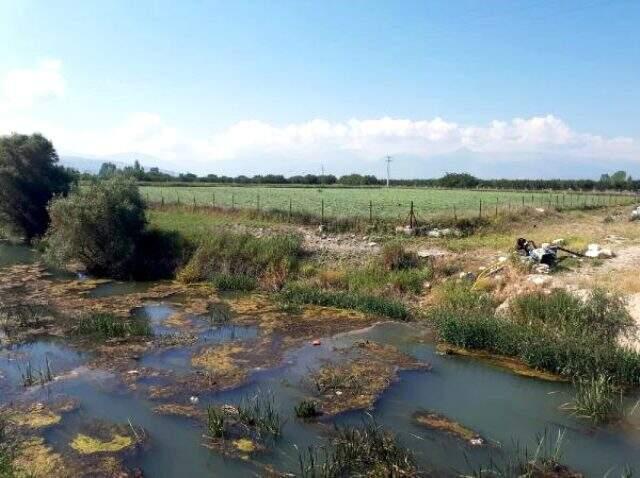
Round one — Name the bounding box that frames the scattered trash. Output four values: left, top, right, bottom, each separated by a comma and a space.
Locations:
469, 437, 485, 446
312, 339, 321, 346
189, 396, 199, 405
535, 208, 545, 213
516, 237, 587, 268
318, 224, 325, 233
534, 264, 550, 274
631, 206, 640, 221
458, 272, 476, 281
552, 238, 565, 245
335, 390, 343, 396
126, 370, 139, 375
367, 241, 378, 247
497, 256, 508, 263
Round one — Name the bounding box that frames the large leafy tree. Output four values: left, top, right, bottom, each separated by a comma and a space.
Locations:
45, 178, 147, 278
0, 133, 73, 240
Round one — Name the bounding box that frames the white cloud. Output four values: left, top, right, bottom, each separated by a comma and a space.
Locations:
1, 59, 65, 109
197, 115, 638, 163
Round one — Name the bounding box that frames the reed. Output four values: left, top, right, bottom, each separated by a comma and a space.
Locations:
74, 312, 152, 339
237, 390, 284, 438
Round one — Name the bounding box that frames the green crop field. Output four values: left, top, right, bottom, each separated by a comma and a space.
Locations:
140, 185, 635, 222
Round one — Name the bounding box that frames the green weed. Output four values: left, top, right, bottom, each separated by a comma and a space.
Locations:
561, 375, 624, 424
279, 285, 410, 320
237, 390, 285, 438
74, 312, 152, 339
294, 400, 321, 419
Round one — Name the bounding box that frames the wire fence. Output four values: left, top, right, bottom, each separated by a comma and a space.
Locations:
142, 186, 639, 227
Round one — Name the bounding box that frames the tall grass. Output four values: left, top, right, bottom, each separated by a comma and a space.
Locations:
279, 285, 410, 320
0, 413, 17, 477
237, 390, 285, 438
297, 418, 417, 478
429, 284, 640, 386
561, 375, 624, 424
206, 406, 226, 439
178, 231, 302, 291
74, 312, 152, 339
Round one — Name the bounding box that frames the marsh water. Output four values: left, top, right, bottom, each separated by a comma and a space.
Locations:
1, 242, 639, 476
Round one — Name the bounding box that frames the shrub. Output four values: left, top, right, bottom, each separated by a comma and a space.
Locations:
45, 178, 146, 278
279, 285, 410, 320
0, 133, 74, 241
178, 231, 302, 290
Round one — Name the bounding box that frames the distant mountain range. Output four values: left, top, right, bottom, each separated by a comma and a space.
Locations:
59, 149, 640, 180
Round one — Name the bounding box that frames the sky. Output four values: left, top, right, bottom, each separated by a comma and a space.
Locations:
0, 0, 639, 177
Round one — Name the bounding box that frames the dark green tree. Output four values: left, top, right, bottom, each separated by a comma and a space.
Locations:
98, 162, 118, 178
0, 133, 73, 240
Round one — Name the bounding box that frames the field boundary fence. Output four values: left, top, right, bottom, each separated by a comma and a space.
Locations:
143, 186, 639, 231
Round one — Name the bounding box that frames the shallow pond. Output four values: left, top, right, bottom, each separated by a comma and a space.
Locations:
1, 246, 639, 476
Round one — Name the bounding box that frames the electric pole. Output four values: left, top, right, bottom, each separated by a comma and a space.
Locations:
385, 156, 393, 187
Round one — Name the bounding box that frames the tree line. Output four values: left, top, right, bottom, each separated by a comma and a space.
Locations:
91, 161, 640, 191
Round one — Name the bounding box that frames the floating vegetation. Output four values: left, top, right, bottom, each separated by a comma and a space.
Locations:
413, 411, 484, 446
74, 312, 152, 339
70, 433, 134, 454
8, 404, 61, 429
297, 417, 419, 478
309, 341, 426, 415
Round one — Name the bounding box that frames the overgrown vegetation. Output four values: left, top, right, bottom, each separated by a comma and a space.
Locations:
237, 390, 285, 438
18, 357, 53, 387
73, 312, 152, 339
429, 284, 640, 386
279, 285, 410, 320
297, 418, 418, 477
178, 231, 302, 291
0, 133, 74, 241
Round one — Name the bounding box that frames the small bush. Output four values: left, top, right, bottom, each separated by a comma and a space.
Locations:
178, 231, 301, 291
131, 228, 193, 280
294, 400, 320, 419
279, 285, 410, 320
380, 242, 418, 271
74, 312, 152, 339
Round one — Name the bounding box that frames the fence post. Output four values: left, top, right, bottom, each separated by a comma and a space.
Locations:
409, 201, 416, 228
495, 197, 498, 218
160, 193, 164, 210
479, 199, 482, 218
232, 192, 235, 209
453, 205, 457, 220
321, 199, 325, 224
288, 198, 292, 223
176, 193, 180, 206
212, 192, 215, 207
257, 193, 260, 211
522, 196, 525, 210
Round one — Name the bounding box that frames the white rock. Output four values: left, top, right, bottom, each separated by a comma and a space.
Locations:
367, 241, 378, 247
189, 396, 199, 404
497, 256, 508, 263
552, 238, 565, 245
427, 229, 442, 238
535, 208, 546, 213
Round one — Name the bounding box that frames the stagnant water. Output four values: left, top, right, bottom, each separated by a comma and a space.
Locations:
1, 243, 639, 476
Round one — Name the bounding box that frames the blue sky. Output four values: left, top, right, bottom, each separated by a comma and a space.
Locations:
1, 0, 638, 176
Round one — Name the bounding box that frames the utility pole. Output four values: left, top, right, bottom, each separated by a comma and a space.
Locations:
385, 155, 392, 188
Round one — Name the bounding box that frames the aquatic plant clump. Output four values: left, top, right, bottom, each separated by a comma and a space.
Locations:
561, 375, 625, 424
278, 285, 410, 320
294, 400, 321, 419
73, 312, 152, 339
297, 419, 419, 478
